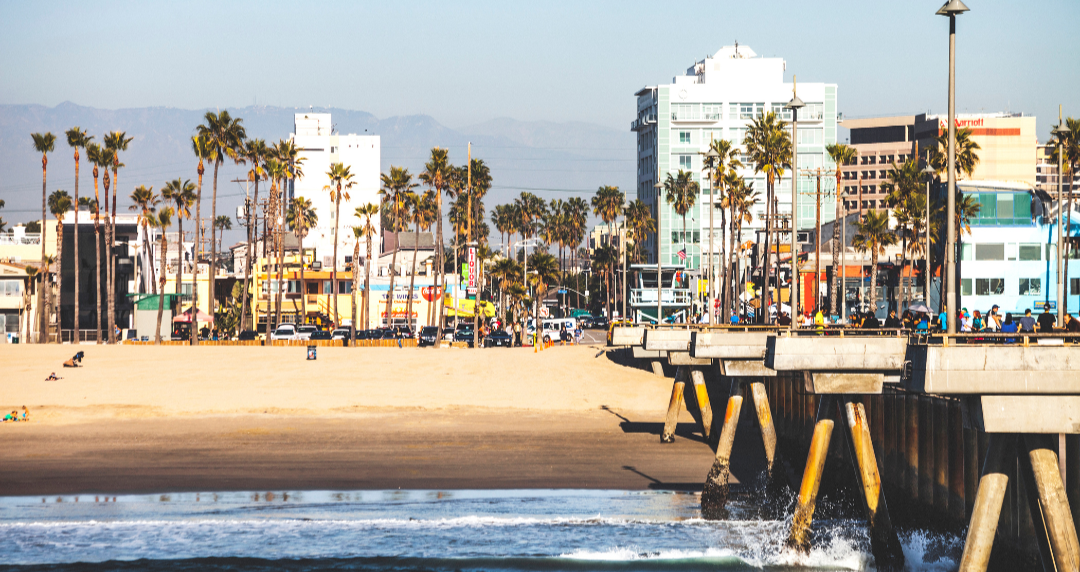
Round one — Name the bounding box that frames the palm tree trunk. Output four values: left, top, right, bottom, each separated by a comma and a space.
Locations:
719, 208, 727, 323
208, 161, 220, 328
155, 235, 167, 345
191, 169, 202, 346
435, 188, 445, 342
870, 251, 879, 316
332, 192, 341, 328
38, 160, 47, 343
352, 239, 359, 334
102, 176, 111, 344
245, 179, 258, 332
73, 157, 80, 344
386, 223, 400, 329
109, 168, 119, 344
176, 215, 184, 337
831, 179, 842, 317
365, 233, 373, 331
406, 219, 420, 327
761, 180, 773, 324
275, 191, 285, 328
900, 235, 908, 312
94, 222, 102, 344
1066, 176, 1074, 316
299, 234, 306, 323
56, 218, 64, 343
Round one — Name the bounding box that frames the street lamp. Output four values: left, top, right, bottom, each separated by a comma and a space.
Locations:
703, 146, 720, 323
922, 163, 936, 308
785, 85, 805, 327
1053, 118, 1071, 326
654, 180, 664, 324
937, 0, 969, 334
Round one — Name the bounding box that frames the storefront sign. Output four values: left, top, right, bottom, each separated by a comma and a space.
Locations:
468, 247, 477, 289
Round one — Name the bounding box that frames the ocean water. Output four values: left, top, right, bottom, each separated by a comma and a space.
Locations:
0, 490, 961, 571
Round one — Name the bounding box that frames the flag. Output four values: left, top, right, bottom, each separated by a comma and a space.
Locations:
677, 248, 687, 261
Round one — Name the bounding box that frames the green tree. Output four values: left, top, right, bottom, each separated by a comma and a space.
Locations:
238, 137, 267, 331
287, 197, 318, 323
880, 158, 922, 310
826, 143, 858, 316
727, 172, 759, 319
196, 110, 246, 323
161, 178, 197, 335
379, 166, 418, 329
406, 190, 437, 326
324, 162, 355, 327
702, 138, 741, 318
86, 143, 113, 343
1050, 117, 1080, 314
354, 203, 380, 332
852, 210, 897, 316
31, 132, 56, 343
103, 131, 132, 344
930, 126, 981, 181
743, 111, 792, 321
419, 147, 452, 334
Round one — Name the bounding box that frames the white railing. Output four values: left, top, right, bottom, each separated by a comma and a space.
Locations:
630, 288, 694, 306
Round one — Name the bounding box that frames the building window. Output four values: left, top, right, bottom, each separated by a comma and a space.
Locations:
738, 102, 763, 120
1073, 278, 1080, 295
797, 128, 822, 145
0, 280, 22, 297
679, 131, 691, 144
330, 146, 338, 153
1019, 278, 1042, 296
1019, 244, 1042, 261
975, 278, 1004, 296
975, 243, 1005, 261
961, 279, 972, 296
323, 281, 333, 294
679, 155, 692, 170
339, 281, 351, 294
729, 127, 746, 145
703, 104, 722, 120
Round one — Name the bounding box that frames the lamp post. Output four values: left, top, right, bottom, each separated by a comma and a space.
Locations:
1053, 116, 1071, 326
515, 238, 538, 346
937, 0, 969, 334
654, 180, 664, 324
703, 146, 720, 323
922, 162, 936, 309
786, 84, 805, 327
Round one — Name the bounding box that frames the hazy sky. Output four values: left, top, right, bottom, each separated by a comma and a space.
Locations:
2, 0, 1078, 139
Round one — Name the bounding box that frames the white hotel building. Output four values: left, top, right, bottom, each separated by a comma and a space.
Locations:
632, 45, 838, 271
290, 113, 381, 270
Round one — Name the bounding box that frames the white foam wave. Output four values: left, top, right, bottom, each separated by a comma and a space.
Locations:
0, 515, 717, 529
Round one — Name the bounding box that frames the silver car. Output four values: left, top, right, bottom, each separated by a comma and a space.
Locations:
270, 324, 299, 341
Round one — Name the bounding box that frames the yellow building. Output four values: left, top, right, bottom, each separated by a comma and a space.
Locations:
914, 112, 1037, 184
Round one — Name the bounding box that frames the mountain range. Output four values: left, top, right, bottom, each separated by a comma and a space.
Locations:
0, 102, 635, 246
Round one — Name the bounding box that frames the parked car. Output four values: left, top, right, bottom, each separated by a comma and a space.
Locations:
454, 327, 476, 347
296, 325, 318, 340
237, 330, 259, 341
483, 329, 513, 348
419, 326, 440, 346
270, 324, 299, 341
309, 329, 333, 341
442, 328, 455, 341
331, 328, 352, 341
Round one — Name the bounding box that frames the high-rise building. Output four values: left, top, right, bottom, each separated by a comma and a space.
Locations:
290, 113, 381, 271
632, 45, 838, 271
837, 115, 919, 215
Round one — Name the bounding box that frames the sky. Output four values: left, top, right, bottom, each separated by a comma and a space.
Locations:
2, 0, 1078, 141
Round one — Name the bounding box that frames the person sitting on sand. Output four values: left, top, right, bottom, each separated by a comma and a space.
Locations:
3, 411, 17, 422
45, 372, 60, 381
63, 351, 85, 368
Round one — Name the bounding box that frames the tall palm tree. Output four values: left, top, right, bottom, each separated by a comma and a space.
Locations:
567, 197, 589, 308
419, 148, 451, 336
239, 137, 267, 330
162, 179, 196, 334
103, 131, 132, 344
881, 158, 922, 311
406, 190, 437, 326
379, 166, 417, 329
31, 132, 56, 343
64, 128, 92, 343
1050, 118, 1080, 315
48, 190, 73, 343
826, 143, 857, 316
287, 197, 318, 323
591, 186, 625, 316
930, 126, 982, 180
128, 185, 159, 295
701, 138, 741, 319
743, 111, 792, 322
190, 134, 212, 344
324, 163, 355, 328
85, 143, 109, 343
264, 159, 288, 329
151, 207, 175, 345
663, 170, 698, 261
728, 174, 759, 320
355, 203, 380, 333
492, 204, 514, 257
852, 210, 897, 316
196, 110, 246, 324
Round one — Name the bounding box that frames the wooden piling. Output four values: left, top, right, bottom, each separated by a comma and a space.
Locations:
949, 400, 966, 523
690, 368, 713, 440
883, 391, 896, 492
700, 379, 744, 519
843, 399, 905, 569
965, 427, 979, 521
661, 366, 686, 443
906, 394, 919, 505
787, 395, 834, 554
750, 381, 777, 475
920, 395, 934, 510
1067, 434, 1080, 541
935, 399, 949, 514
1022, 434, 1080, 572
872, 394, 885, 478
958, 434, 1014, 572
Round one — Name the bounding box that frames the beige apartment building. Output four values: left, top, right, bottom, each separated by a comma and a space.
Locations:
839, 112, 1038, 217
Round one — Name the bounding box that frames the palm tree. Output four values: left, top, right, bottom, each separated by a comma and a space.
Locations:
162, 178, 197, 340
31, 132, 56, 343
826, 143, 858, 316
743, 111, 792, 322
85, 142, 109, 343
492, 204, 514, 257
701, 138, 741, 319
1050, 118, 1080, 315
354, 203, 380, 333
852, 210, 897, 316
190, 134, 212, 344
64, 128, 92, 343
419, 148, 451, 335
128, 185, 159, 294
238, 137, 266, 330
930, 126, 982, 180
151, 207, 175, 345
264, 159, 288, 329
379, 166, 417, 329
624, 198, 656, 310
287, 197, 318, 324
566, 197, 589, 308
406, 190, 437, 326
196, 110, 246, 324
728, 174, 759, 320
324, 163, 355, 328
880, 158, 922, 311
103, 131, 132, 344
48, 190, 73, 343
591, 186, 625, 317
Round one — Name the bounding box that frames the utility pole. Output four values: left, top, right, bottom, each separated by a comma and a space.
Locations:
798, 167, 838, 314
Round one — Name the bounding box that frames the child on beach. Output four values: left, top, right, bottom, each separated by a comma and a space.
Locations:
3, 411, 17, 422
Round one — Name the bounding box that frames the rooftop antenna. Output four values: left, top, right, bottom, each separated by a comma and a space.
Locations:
734, 41, 739, 57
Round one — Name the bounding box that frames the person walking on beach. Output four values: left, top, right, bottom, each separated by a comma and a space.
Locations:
1019, 309, 1037, 333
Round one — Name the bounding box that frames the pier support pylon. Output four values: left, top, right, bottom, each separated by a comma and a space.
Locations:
787, 395, 834, 553
841, 399, 904, 570
1021, 434, 1080, 572
650, 360, 664, 377
690, 368, 713, 440
958, 435, 1013, 572
701, 379, 744, 519
750, 381, 777, 477
661, 367, 687, 443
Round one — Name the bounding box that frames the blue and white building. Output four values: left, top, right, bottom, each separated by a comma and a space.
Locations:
632, 44, 839, 272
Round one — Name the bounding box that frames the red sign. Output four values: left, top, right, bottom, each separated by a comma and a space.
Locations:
467, 247, 477, 289
421, 286, 442, 302
939, 118, 984, 129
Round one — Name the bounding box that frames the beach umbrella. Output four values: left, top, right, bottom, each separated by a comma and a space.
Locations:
908, 302, 931, 314
173, 308, 214, 323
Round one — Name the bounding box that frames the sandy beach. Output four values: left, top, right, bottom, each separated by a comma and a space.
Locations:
0, 344, 761, 496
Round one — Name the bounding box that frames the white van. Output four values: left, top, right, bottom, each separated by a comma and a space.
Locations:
525, 317, 577, 345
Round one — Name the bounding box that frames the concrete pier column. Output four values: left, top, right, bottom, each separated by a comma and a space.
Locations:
787, 395, 835, 553
958, 434, 1014, 572
906, 394, 920, 504
701, 379, 744, 518
661, 367, 687, 443
650, 360, 664, 377
1066, 434, 1080, 538
1021, 434, 1080, 572
842, 399, 905, 569
690, 368, 713, 440
750, 381, 777, 475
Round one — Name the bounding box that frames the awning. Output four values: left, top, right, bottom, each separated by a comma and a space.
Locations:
173, 307, 213, 323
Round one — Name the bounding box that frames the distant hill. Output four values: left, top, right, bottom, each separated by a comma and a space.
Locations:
0, 103, 635, 246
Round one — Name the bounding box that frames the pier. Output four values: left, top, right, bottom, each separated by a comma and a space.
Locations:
611, 323, 1080, 571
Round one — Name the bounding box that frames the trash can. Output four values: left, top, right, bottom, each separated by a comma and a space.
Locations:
307, 345, 317, 360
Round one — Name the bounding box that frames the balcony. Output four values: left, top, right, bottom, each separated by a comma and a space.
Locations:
630, 288, 694, 307
630, 114, 657, 132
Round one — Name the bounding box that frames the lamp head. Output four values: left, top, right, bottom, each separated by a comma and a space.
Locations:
1052, 124, 1071, 138
922, 166, 937, 176
654, 182, 663, 189
936, 0, 970, 16
785, 95, 805, 110
704, 148, 720, 159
